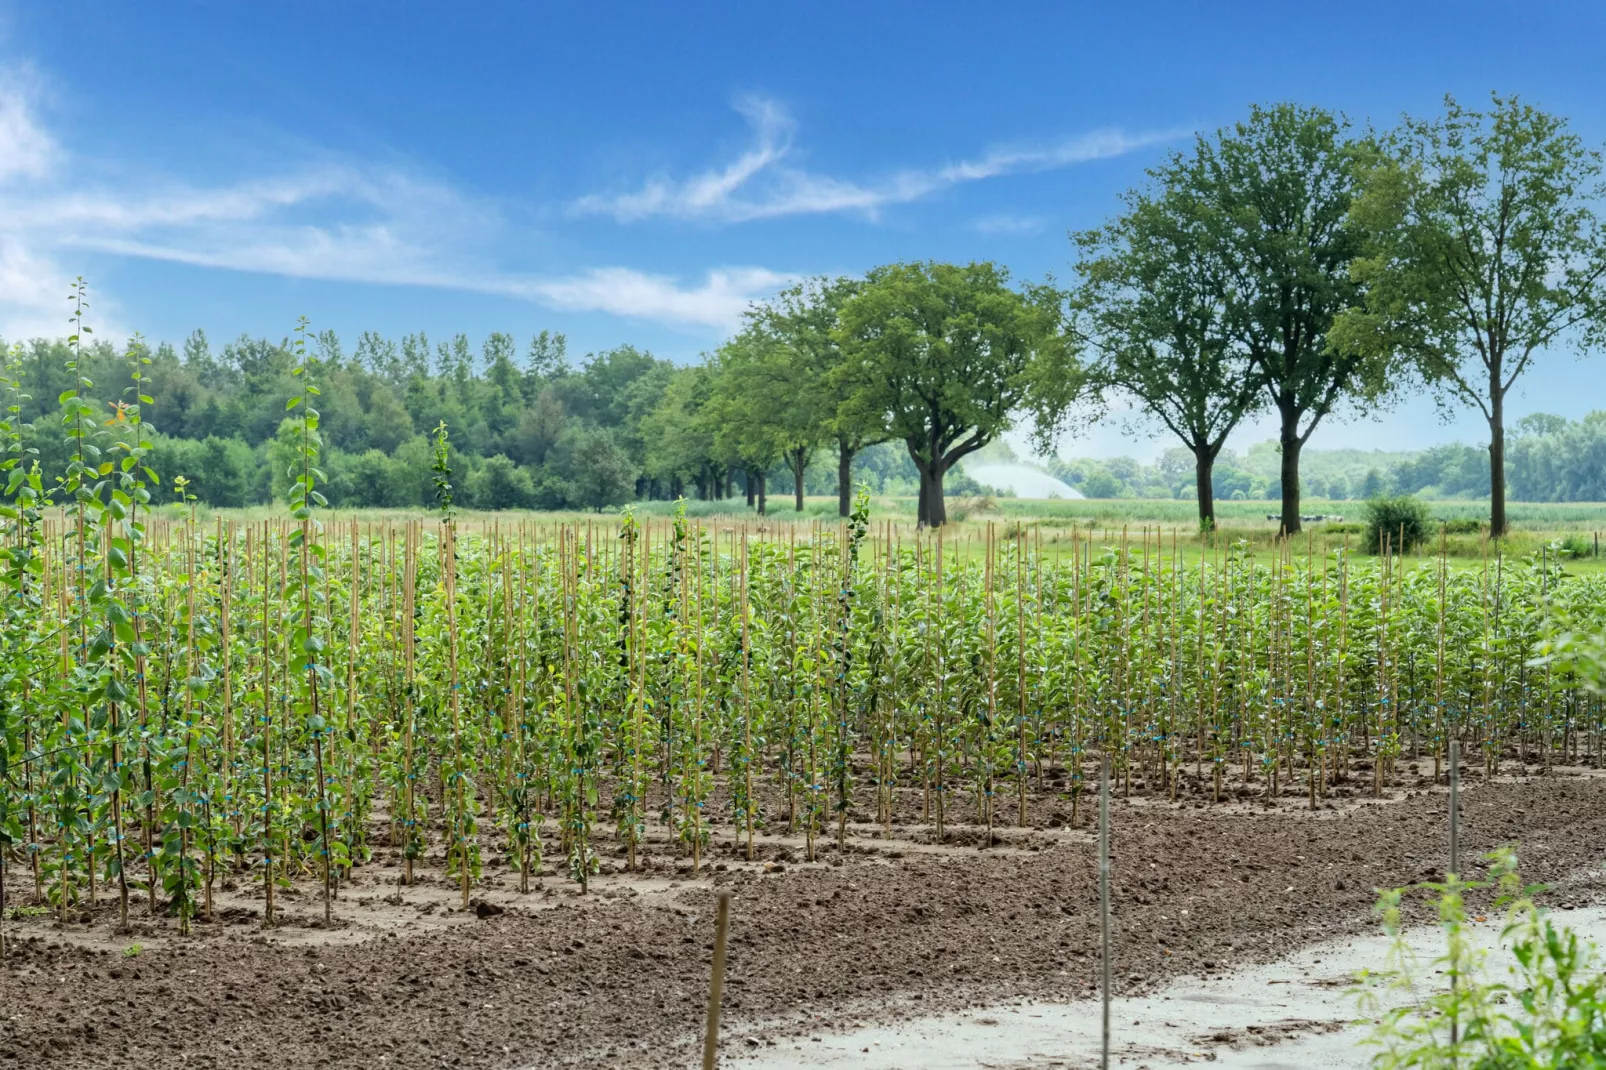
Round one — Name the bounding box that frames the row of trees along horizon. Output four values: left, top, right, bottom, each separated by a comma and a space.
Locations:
6, 94, 1606, 535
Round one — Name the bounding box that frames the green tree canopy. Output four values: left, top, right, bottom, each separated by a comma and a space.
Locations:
561, 428, 635, 512
1338, 94, 1606, 536
710, 320, 825, 512
1191, 103, 1397, 535
1073, 157, 1265, 530
834, 261, 1075, 526
750, 276, 888, 516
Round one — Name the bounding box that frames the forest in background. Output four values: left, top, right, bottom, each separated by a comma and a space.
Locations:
0, 329, 1001, 514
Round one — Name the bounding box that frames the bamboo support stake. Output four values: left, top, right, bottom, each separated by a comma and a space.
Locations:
701, 890, 733, 1070
740, 531, 754, 861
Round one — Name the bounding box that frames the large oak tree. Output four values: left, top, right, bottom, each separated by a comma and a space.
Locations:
834, 261, 1074, 527
1193, 104, 1396, 535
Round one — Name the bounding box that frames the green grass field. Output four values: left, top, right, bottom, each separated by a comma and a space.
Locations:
134, 494, 1606, 574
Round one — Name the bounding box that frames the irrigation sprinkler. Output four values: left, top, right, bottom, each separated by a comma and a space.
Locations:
702, 890, 733, 1070
1099, 756, 1112, 1070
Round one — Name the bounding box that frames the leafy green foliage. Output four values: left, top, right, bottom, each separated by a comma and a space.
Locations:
1341, 94, 1606, 536
1071, 145, 1264, 527
1362, 852, 1606, 1068
835, 260, 1077, 526
1365, 495, 1433, 554
1172, 104, 1394, 535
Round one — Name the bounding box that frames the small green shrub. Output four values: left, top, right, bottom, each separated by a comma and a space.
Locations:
946, 494, 998, 524
1553, 533, 1594, 559
1440, 517, 1485, 535
1364, 495, 1431, 554
1362, 851, 1606, 1068
1322, 521, 1366, 535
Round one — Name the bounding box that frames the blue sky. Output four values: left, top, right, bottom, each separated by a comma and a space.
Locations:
2, 1, 1604, 460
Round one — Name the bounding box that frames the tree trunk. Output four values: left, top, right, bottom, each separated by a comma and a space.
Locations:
837, 442, 855, 518
757, 471, 767, 516
910, 439, 954, 528
791, 447, 807, 511
1278, 411, 1302, 536
1193, 444, 1217, 531
928, 460, 948, 527
746, 468, 756, 508
1489, 387, 1507, 537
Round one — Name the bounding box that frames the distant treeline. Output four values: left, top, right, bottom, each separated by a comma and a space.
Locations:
1046, 414, 1606, 503
0, 331, 987, 512
6, 329, 1604, 513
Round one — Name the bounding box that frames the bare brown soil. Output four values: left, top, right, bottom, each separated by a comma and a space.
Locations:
3, 766, 1604, 1069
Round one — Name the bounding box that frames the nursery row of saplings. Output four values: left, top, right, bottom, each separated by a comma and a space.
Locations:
2, 501, 1601, 939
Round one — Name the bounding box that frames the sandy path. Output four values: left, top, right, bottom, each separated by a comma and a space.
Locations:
732, 907, 1606, 1070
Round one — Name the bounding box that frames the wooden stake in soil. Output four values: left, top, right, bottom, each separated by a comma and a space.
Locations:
702, 890, 733, 1070
1099, 755, 1112, 1070
1448, 738, 1460, 879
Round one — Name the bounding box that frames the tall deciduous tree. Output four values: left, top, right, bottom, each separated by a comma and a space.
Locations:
562, 428, 635, 512
640, 362, 725, 499
705, 331, 788, 514
1073, 172, 1264, 530
1337, 95, 1606, 537
1193, 104, 1394, 535
752, 277, 890, 517
712, 323, 826, 511
835, 261, 1074, 527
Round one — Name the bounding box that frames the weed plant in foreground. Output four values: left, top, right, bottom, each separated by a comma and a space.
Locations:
1362, 850, 1606, 1068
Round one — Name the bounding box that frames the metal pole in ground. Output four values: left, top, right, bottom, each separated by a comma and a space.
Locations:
1449, 739, 1460, 1052
1100, 756, 1112, 1070
702, 890, 733, 1070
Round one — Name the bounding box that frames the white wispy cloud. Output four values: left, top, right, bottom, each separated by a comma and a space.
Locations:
971, 213, 1049, 236
0, 70, 54, 182
573, 97, 1183, 224
0, 79, 789, 339
496, 266, 795, 330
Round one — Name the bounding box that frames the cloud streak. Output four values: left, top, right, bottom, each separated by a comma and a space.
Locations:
0, 71, 54, 182
0, 77, 1177, 341
573, 97, 1183, 224
970, 213, 1049, 236
0, 82, 789, 339
497, 266, 795, 330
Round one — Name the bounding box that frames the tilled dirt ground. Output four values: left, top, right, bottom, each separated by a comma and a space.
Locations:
3, 770, 1604, 1069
